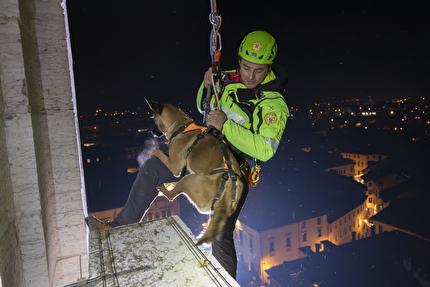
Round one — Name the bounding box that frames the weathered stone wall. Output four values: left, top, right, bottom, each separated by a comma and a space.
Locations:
0, 0, 87, 286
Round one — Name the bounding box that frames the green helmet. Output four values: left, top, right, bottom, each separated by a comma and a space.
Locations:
238, 31, 278, 65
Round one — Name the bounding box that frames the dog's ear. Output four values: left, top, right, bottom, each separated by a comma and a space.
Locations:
145, 98, 162, 115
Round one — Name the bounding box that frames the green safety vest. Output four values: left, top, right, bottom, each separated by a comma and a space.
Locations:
196, 75, 289, 162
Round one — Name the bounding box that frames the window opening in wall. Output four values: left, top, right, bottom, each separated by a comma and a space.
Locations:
269, 241, 275, 252
269, 237, 275, 255
286, 232, 292, 251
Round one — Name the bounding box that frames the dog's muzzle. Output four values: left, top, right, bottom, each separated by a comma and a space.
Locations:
151, 125, 164, 137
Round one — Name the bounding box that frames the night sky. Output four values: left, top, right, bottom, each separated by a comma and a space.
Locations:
67, 0, 430, 115
68, 0, 430, 222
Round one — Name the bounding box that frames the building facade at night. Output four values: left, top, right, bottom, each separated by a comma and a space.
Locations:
340, 151, 389, 178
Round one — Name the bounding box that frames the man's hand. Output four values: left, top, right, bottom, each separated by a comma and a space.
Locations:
204, 67, 213, 88
207, 110, 227, 131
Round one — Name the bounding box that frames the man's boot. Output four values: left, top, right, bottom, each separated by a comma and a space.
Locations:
85, 215, 112, 231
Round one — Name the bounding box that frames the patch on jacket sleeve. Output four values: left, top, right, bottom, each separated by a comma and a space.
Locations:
264, 112, 278, 125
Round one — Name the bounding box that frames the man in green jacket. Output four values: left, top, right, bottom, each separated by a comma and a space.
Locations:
196, 30, 289, 278
86, 30, 289, 280
199, 30, 289, 165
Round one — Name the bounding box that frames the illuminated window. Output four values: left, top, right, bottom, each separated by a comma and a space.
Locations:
87, 158, 91, 163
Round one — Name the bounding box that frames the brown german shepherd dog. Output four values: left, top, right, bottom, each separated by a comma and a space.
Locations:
146, 99, 243, 244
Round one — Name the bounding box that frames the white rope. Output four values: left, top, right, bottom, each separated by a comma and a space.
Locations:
211, 73, 220, 109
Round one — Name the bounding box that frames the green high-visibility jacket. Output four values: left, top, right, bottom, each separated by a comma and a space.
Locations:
197, 67, 289, 162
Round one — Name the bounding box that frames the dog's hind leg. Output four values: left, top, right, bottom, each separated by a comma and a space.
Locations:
157, 173, 222, 213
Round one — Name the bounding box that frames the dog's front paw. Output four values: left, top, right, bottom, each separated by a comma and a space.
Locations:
150, 150, 160, 158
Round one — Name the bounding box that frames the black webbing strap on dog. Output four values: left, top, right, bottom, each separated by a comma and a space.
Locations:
209, 131, 238, 211
210, 169, 230, 210
170, 121, 238, 211
188, 124, 214, 153
170, 121, 208, 142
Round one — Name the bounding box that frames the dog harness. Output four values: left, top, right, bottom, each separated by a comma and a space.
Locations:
169, 121, 238, 211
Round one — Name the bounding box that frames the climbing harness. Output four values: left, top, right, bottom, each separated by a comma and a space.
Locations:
169, 121, 238, 210
203, 0, 222, 123
209, 132, 238, 211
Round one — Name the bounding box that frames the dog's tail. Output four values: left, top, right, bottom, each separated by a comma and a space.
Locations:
196, 198, 229, 245
196, 176, 242, 245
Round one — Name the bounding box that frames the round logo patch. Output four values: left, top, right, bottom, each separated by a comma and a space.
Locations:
264, 112, 277, 125
252, 41, 262, 52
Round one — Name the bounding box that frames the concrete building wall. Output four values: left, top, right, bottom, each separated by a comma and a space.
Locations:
0, 0, 87, 286
328, 202, 367, 244
324, 163, 355, 177
257, 215, 329, 285
234, 221, 261, 274
340, 152, 389, 176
